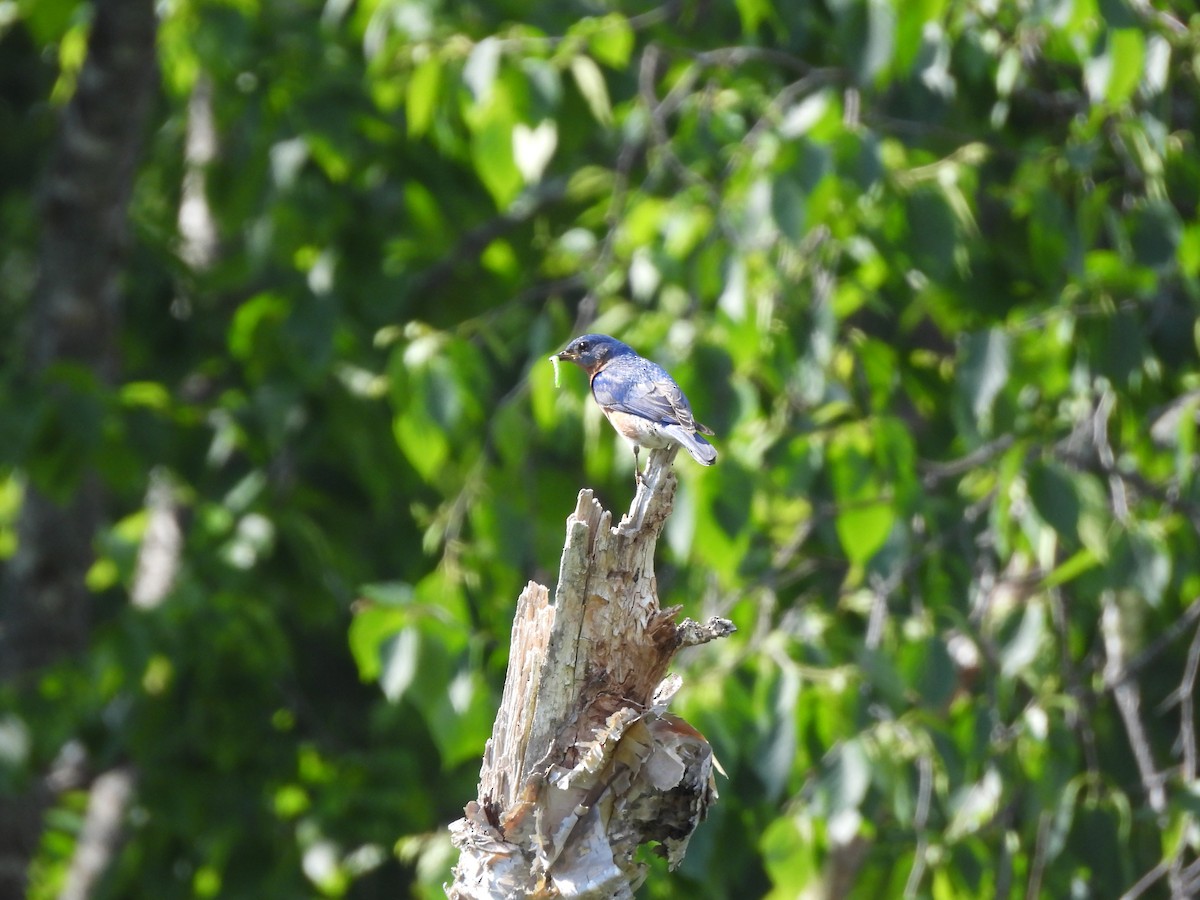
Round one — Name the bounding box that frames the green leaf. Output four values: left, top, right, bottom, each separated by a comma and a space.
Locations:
995, 47, 1022, 98
946, 768, 1003, 841
530, 351, 564, 431
665, 477, 696, 558
470, 106, 522, 208
406, 56, 441, 138
733, 0, 774, 35
20, 0, 83, 46
512, 120, 557, 184
898, 636, 956, 709
662, 205, 714, 259
1028, 461, 1080, 542
828, 425, 895, 565
348, 605, 408, 682
814, 737, 871, 816
771, 175, 806, 242
1042, 548, 1101, 588
229, 292, 289, 361
908, 188, 960, 281
1178, 223, 1200, 277
960, 331, 1008, 429
860, 0, 897, 83
956, 329, 1010, 436
419, 666, 496, 767
388, 340, 485, 484
119, 381, 172, 411
1000, 600, 1047, 679
306, 132, 350, 183
1075, 472, 1111, 560
895, 0, 948, 74
360, 582, 416, 607
757, 664, 801, 800
1045, 776, 1086, 863
569, 55, 612, 126
463, 36, 501, 105
688, 465, 753, 580
1129, 200, 1181, 271
857, 647, 909, 709
587, 14, 634, 68
379, 626, 420, 701
760, 817, 818, 895
1029, 192, 1074, 279
403, 181, 449, 243
392, 409, 448, 483
1085, 28, 1144, 105
1113, 528, 1171, 607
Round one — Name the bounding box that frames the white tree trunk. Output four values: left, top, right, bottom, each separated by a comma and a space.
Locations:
449, 449, 735, 899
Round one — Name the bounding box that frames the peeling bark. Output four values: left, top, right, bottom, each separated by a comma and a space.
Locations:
449, 449, 735, 899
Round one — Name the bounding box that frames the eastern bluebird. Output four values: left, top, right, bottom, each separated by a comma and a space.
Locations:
553, 334, 717, 477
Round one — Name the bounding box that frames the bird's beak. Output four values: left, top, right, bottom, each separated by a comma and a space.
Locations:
555, 348, 577, 361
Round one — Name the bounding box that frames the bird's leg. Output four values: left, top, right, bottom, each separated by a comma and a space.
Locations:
633, 445, 643, 484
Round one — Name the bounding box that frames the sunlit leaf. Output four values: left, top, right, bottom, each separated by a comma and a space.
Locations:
828, 425, 894, 565
1042, 548, 1100, 588
379, 626, 420, 701
814, 737, 871, 816
470, 106, 522, 208
229, 293, 289, 361
956, 329, 1010, 437
946, 768, 1002, 841
859, 0, 897, 83
586, 14, 633, 68
1085, 29, 1144, 105
420, 667, 496, 767
463, 36, 501, 105
1000, 600, 1047, 679
406, 55, 442, 138
757, 663, 800, 800
569, 55, 612, 126
512, 120, 557, 184
760, 817, 819, 896
348, 606, 407, 682
733, 0, 774, 35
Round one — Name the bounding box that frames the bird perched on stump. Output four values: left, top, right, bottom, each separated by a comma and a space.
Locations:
553, 334, 717, 479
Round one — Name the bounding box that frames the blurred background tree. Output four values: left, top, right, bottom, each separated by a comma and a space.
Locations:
2, 0, 1200, 897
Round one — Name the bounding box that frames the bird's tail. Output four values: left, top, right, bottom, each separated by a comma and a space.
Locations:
664, 424, 718, 466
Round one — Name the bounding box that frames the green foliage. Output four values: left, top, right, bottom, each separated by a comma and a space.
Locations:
4, 0, 1200, 896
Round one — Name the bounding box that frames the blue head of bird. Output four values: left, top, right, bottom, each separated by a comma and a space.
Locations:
555, 334, 632, 375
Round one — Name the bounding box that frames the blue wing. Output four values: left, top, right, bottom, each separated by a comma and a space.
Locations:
591, 357, 701, 431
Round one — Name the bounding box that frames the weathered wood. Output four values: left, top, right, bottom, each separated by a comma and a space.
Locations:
449, 448, 735, 899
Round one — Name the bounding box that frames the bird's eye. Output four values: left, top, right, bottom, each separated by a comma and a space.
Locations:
578, 340, 590, 352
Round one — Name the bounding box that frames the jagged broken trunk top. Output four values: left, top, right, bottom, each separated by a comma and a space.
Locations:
449, 448, 736, 899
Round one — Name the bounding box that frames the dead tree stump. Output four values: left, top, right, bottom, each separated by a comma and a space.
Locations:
448, 448, 736, 899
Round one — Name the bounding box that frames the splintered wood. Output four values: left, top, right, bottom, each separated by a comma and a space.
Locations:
448, 449, 736, 899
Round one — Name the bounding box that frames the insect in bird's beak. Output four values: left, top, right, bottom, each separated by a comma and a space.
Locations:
549, 353, 562, 387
